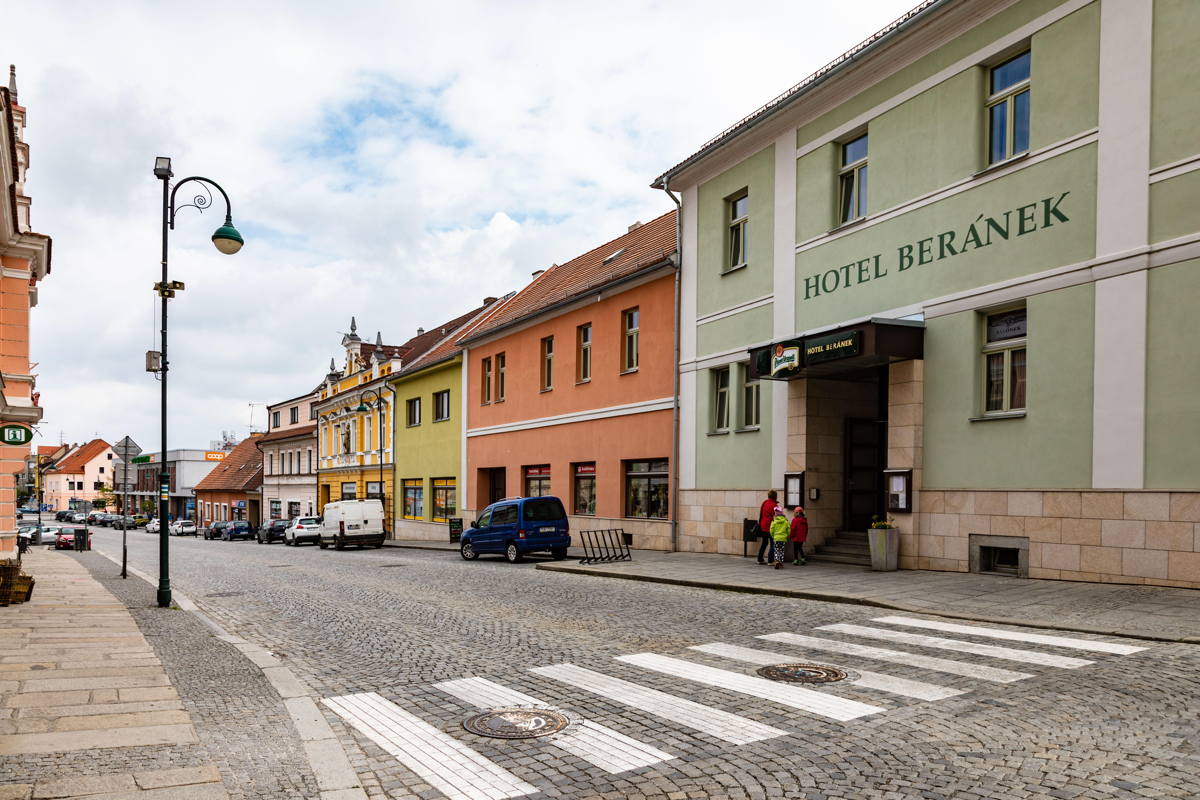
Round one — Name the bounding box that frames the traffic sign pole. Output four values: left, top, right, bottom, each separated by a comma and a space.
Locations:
115, 437, 142, 581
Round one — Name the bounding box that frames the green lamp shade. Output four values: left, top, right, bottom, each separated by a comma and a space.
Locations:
355, 403, 370, 413
211, 223, 244, 255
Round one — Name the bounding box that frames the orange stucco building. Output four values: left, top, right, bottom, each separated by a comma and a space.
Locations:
461, 212, 678, 549
0, 68, 51, 554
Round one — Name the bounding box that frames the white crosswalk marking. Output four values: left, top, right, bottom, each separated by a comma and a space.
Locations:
870, 616, 1147, 655
616, 653, 884, 721
322, 692, 536, 800
689, 642, 966, 701
433, 676, 674, 774
759, 632, 1034, 683
530, 663, 788, 745
816, 623, 1093, 668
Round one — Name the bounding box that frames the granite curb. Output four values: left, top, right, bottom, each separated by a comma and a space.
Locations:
91, 547, 368, 800
535, 561, 1200, 645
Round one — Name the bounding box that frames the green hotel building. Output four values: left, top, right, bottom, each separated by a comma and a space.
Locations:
656, 0, 1200, 586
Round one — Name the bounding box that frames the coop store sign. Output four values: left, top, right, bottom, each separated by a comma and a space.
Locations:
802, 192, 1072, 300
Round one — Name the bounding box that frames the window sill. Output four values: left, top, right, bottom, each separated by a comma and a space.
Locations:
433, 417, 449, 423
721, 263, 748, 276
620, 368, 639, 376
734, 425, 761, 433
575, 379, 591, 385
973, 150, 1029, 178
540, 387, 553, 394
828, 216, 867, 235
406, 423, 421, 428
707, 429, 730, 437
969, 411, 1027, 422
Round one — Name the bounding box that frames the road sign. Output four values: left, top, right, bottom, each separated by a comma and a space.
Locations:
116, 436, 142, 458
0, 424, 33, 445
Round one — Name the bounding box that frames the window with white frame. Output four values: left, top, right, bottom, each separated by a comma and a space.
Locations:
838, 133, 868, 223
289, 406, 299, 424
406, 397, 421, 427
727, 191, 749, 272
622, 308, 639, 372
741, 365, 760, 428
481, 357, 493, 404
577, 323, 592, 382
496, 353, 507, 401
433, 390, 451, 422
271, 411, 280, 429
987, 51, 1031, 165
982, 307, 1027, 414
713, 366, 731, 432
541, 337, 554, 390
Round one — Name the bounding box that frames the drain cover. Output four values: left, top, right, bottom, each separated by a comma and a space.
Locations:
756, 663, 855, 684
463, 708, 570, 739
204, 591, 244, 598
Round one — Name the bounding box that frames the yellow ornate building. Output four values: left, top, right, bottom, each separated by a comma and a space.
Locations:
314, 318, 453, 535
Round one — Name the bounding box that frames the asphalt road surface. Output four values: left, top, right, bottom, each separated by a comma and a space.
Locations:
85, 526, 1200, 800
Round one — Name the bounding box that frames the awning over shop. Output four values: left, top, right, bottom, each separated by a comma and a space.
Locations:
748, 318, 924, 381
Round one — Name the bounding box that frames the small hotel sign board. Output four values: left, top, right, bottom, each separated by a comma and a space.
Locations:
804, 330, 861, 365
0, 424, 33, 445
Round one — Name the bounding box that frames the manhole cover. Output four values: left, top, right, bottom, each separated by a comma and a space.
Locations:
756, 663, 855, 683
463, 708, 570, 739
204, 591, 244, 598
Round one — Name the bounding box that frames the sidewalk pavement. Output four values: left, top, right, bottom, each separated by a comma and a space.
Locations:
0, 549, 228, 800
521, 549, 1200, 644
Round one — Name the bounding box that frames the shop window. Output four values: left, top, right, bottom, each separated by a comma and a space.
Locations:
269, 499, 282, 519
622, 308, 639, 372
406, 397, 421, 427
838, 133, 869, 223
541, 337, 554, 391
288, 501, 301, 519
577, 323, 592, 382
481, 357, 493, 404
341, 482, 357, 500
741, 364, 760, 429
982, 307, 1027, 414
432, 478, 456, 522
625, 459, 668, 519
726, 191, 748, 272
433, 390, 451, 422
496, 353, 506, 401
573, 462, 596, 515
402, 479, 424, 519
525, 465, 551, 497
712, 366, 731, 432
987, 51, 1031, 165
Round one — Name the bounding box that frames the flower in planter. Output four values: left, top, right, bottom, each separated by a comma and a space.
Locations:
869, 515, 897, 529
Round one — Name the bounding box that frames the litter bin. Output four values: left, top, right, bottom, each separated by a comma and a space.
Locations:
868, 528, 899, 571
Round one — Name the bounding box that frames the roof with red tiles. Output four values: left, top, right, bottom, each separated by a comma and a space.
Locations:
395, 300, 511, 377
254, 424, 317, 446
50, 439, 110, 474
193, 434, 264, 494
461, 211, 676, 344
37, 445, 59, 457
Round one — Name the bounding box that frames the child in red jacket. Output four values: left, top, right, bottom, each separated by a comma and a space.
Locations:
790, 506, 809, 566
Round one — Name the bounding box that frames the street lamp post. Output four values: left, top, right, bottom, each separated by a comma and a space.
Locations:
152, 157, 243, 608
355, 389, 387, 529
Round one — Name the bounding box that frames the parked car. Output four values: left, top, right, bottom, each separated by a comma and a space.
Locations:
170, 520, 198, 536
18, 523, 47, 545
131, 515, 150, 527
101, 514, 122, 527
459, 496, 570, 563
54, 527, 90, 550
222, 520, 256, 541
55, 510, 72, 522
284, 517, 322, 547
86, 512, 106, 525
257, 519, 289, 544
205, 520, 230, 540
70, 512, 88, 524
317, 500, 385, 550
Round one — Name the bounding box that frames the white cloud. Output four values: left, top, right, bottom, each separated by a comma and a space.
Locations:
11, 0, 918, 449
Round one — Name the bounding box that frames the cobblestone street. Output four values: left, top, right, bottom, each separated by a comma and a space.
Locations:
75, 528, 1200, 800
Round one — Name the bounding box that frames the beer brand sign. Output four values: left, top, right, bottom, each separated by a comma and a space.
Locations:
770, 344, 801, 376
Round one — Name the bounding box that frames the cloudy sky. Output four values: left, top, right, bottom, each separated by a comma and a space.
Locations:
11, 0, 914, 452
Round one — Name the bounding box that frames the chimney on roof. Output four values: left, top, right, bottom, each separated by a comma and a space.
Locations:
417, 327, 424, 336
8, 65, 16, 101
628, 221, 643, 232
483, 297, 498, 305
531, 269, 544, 278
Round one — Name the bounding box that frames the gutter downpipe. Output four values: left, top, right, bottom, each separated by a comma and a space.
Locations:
660, 183, 683, 553
383, 381, 399, 540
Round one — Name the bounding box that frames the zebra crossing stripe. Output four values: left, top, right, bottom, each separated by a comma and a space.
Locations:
433, 676, 674, 774
759, 632, 1034, 683
689, 642, 966, 701
616, 653, 884, 721
530, 663, 788, 745
322, 692, 537, 800
816, 623, 1093, 669
870, 616, 1147, 655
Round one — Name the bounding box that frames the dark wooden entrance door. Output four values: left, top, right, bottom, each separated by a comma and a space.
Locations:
487, 468, 507, 505
844, 418, 885, 531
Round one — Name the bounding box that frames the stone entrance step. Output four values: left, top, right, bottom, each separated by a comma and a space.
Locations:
811, 531, 872, 567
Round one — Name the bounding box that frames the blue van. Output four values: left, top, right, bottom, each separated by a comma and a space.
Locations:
459, 496, 571, 563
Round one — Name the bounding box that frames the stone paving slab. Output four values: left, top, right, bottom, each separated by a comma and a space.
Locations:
536, 550, 1200, 642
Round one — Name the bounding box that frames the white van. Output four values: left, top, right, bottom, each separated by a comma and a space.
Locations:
318, 499, 386, 550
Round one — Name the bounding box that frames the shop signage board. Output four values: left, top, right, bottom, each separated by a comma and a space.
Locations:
804, 330, 862, 364
205, 451, 226, 461
448, 517, 464, 543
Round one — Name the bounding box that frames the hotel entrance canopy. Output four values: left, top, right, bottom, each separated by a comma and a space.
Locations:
748, 318, 924, 381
